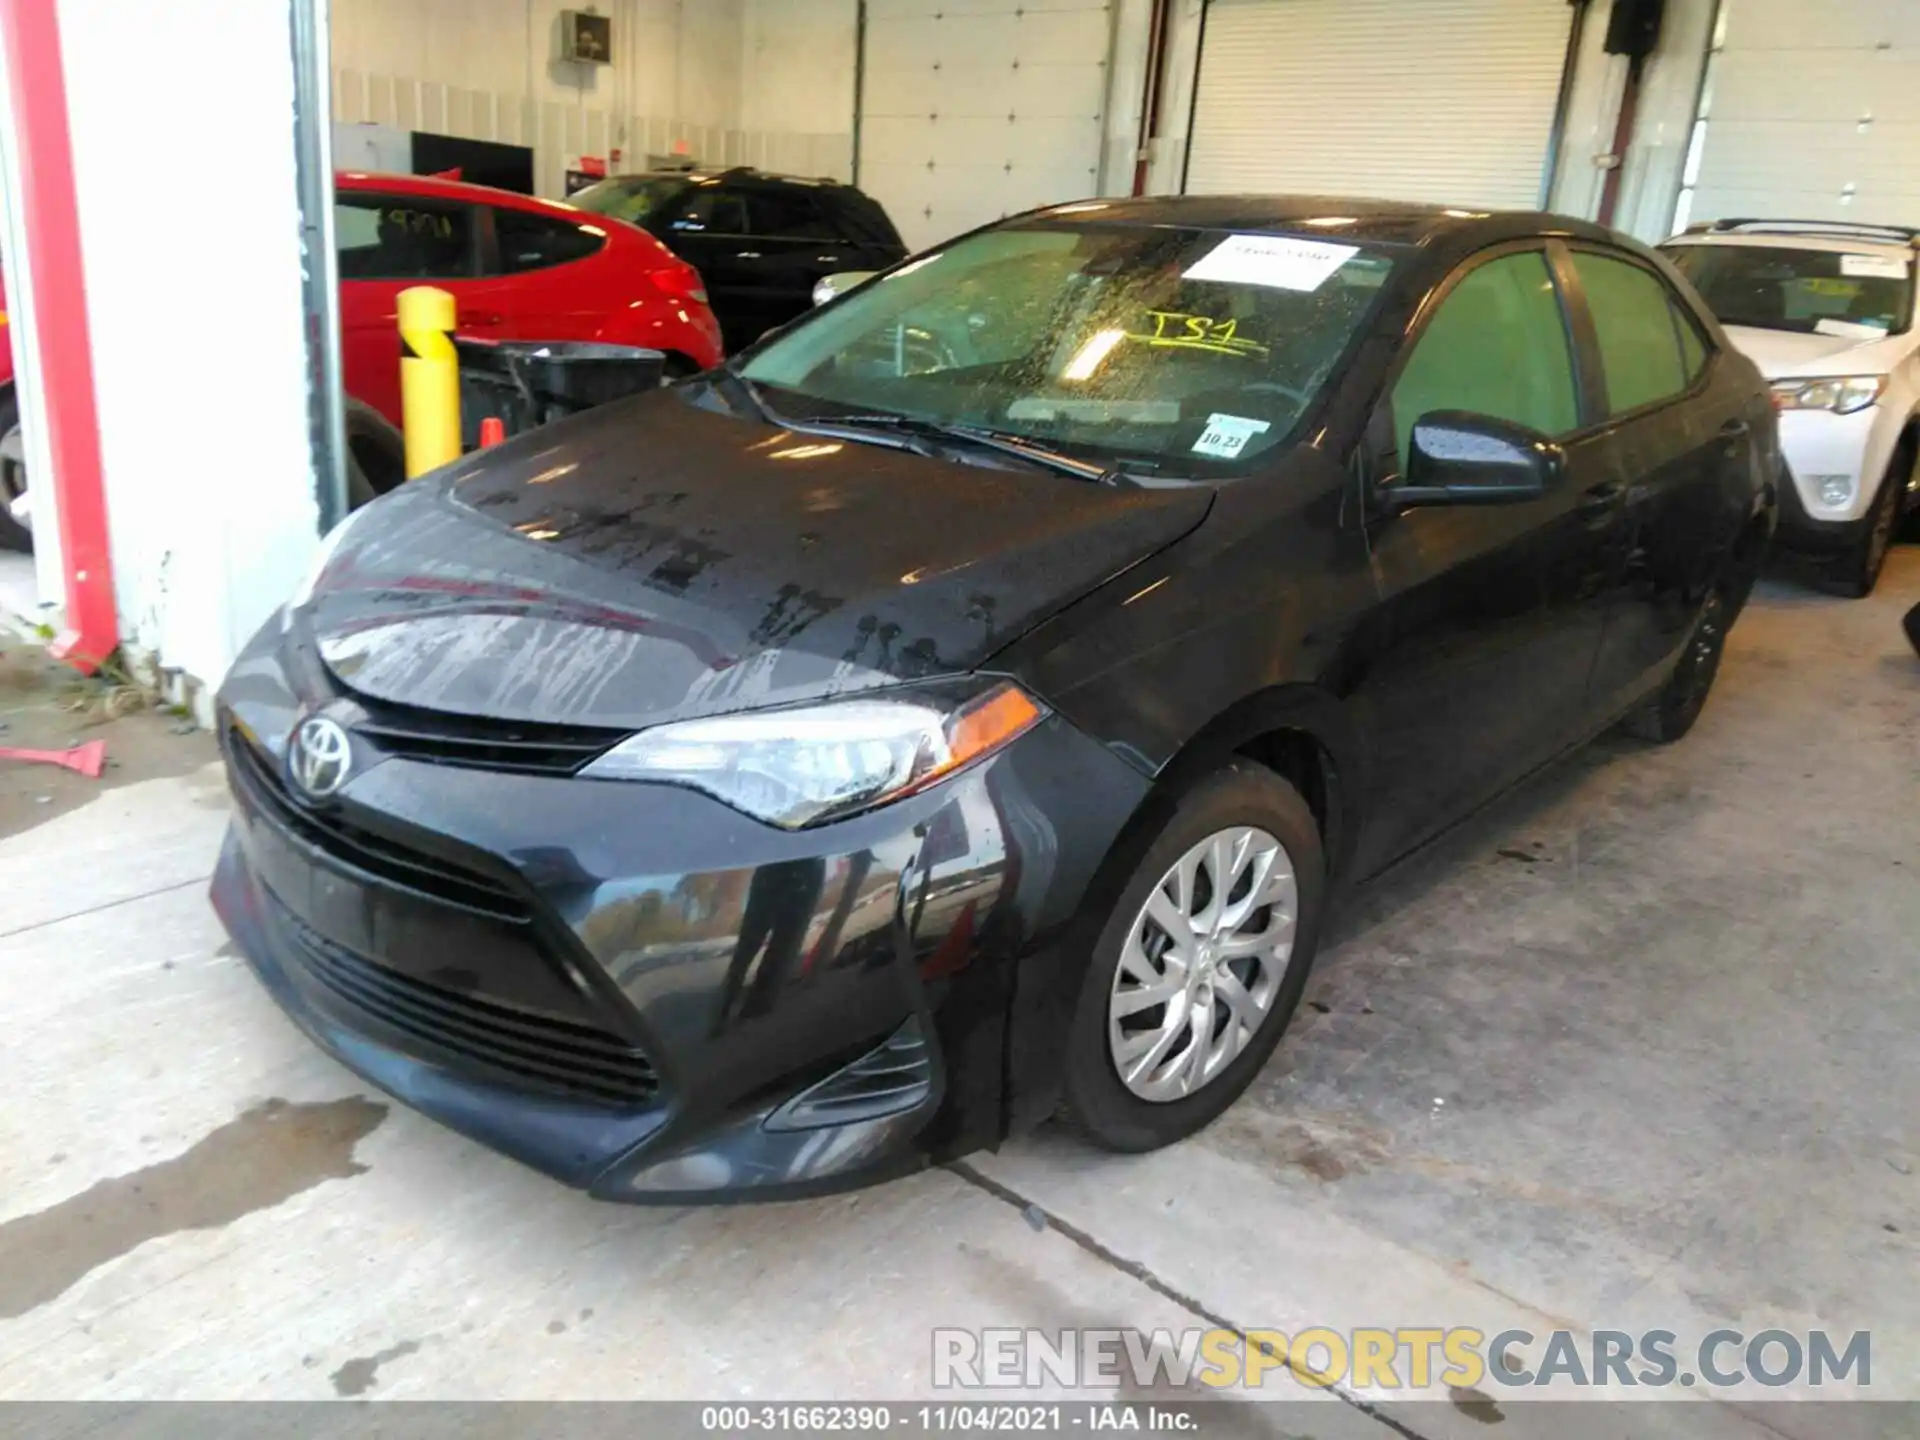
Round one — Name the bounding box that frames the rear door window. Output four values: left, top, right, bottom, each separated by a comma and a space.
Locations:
1571, 251, 1691, 415
745, 189, 837, 240
668, 189, 750, 235
1673, 298, 1709, 382
1389, 250, 1581, 472
335, 195, 476, 280
834, 196, 902, 248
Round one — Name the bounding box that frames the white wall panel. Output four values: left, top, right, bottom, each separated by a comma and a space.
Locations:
1186, 0, 1573, 211
57, 0, 323, 690
860, 0, 1113, 250
330, 0, 780, 194
738, 0, 857, 180
1687, 0, 1920, 227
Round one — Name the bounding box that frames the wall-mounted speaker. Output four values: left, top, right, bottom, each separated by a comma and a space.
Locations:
1604, 0, 1666, 59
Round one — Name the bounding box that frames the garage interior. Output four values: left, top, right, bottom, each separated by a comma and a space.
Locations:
0, 0, 1916, 1432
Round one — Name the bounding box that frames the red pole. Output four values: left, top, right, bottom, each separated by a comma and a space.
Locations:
0, 0, 117, 672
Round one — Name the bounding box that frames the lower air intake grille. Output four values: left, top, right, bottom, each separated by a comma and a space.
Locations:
284, 911, 660, 1108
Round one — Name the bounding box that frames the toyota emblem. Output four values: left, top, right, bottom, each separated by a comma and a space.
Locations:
289, 715, 352, 799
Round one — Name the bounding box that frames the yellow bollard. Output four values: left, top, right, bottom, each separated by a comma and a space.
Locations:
397, 286, 461, 478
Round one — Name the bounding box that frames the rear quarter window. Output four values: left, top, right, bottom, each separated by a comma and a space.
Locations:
492, 208, 605, 273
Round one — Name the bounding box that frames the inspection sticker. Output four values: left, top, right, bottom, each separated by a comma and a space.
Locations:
1814, 316, 1889, 339
1193, 412, 1270, 459
1839, 253, 1910, 280
1184, 234, 1359, 292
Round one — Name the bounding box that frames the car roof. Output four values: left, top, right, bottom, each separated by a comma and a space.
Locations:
1020, 194, 1621, 251
335, 169, 585, 216
605, 167, 849, 191
1663, 230, 1918, 260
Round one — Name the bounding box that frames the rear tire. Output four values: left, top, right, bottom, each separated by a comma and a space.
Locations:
0, 389, 30, 553
1060, 762, 1325, 1153
1623, 582, 1731, 743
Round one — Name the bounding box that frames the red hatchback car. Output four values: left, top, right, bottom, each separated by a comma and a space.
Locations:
0, 175, 723, 548
334, 171, 724, 431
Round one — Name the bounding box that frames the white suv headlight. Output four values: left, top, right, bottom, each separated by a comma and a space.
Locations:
1770, 375, 1886, 415
581, 682, 1047, 829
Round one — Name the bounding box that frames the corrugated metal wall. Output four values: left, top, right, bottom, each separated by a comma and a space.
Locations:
330, 0, 855, 198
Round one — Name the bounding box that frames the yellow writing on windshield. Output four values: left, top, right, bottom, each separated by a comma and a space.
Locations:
1132, 310, 1269, 358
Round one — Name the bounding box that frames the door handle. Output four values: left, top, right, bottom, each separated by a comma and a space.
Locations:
815, 254, 843, 264
1719, 418, 1750, 438
1576, 480, 1625, 520
735, 250, 762, 260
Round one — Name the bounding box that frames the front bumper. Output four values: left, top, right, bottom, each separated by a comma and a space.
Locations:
1775, 457, 1870, 555
1772, 406, 1892, 543
209, 626, 1148, 1202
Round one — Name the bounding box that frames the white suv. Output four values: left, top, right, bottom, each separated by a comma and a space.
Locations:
1662, 220, 1918, 597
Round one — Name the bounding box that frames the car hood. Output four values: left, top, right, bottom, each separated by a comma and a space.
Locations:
1721, 323, 1908, 380
297, 390, 1212, 730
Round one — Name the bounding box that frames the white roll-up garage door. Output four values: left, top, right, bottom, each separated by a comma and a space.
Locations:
1682, 0, 1920, 227
858, 0, 1113, 252
1184, 0, 1576, 211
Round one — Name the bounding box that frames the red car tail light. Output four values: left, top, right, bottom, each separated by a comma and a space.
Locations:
648, 260, 709, 307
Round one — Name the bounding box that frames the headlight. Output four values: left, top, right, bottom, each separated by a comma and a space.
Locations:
581, 682, 1048, 828
1770, 375, 1886, 415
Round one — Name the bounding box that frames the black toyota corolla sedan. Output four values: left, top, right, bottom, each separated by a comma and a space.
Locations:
212, 197, 1777, 1201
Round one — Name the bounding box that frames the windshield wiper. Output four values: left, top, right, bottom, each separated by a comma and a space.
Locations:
713, 376, 1126, 484
822, 413, 1124, 486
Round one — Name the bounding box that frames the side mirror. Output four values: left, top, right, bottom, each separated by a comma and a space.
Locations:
1394, 411, 1561, 507
812, 270, 876, 307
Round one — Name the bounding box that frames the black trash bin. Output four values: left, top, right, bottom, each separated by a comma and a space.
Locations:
455, 338, 666, 448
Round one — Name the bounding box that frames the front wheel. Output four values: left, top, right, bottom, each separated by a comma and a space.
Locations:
1838, 442, 1908, 598
0, 388, 30, 552
1061, 763, 1325, 1153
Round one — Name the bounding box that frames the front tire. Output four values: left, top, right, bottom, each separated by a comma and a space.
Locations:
0, 388, 30, 553
1061, 763, 1326, 1153
1839, 441, 1908, 599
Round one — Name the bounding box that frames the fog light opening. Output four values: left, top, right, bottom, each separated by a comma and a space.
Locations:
1815, 475, 1855, 507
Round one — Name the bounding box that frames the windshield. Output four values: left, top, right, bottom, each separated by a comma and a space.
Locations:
738, 222, 1399, 472
1666, 242, 1915, 338
570, 176, 690, 226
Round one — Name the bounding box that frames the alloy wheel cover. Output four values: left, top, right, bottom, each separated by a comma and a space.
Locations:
1108, 825, 1296, 1102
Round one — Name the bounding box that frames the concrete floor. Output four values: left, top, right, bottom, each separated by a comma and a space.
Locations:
1, 549, 1915, 1439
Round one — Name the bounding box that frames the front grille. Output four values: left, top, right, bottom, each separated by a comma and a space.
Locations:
225, 726, 528, 922
283, 911, 660, 1107
349, 695, 626, 778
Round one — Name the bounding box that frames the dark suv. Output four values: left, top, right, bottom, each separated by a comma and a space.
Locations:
572, 167, 907, 352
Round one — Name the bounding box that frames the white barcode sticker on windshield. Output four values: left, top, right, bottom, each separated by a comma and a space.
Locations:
1840, 254, 1909, 280
1192, 412, 1270, 459
1184, 234, 1359, 292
